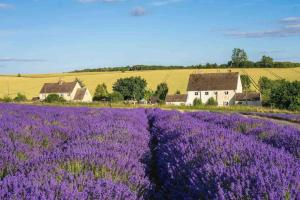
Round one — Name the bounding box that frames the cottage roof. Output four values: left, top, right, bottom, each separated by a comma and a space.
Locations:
235, 92, 261, 101
187, 72, 239, 91
165, 94, 188, 102
40, 81, 77, 94
74, 88, 87, 100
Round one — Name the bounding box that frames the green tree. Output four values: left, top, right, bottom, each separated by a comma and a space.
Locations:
144, 89, 154, 101
206, 97, 218, 106
109, 91, 124, 102
113, 76, 147, 100
14, 93, 27, 102
74, 77, 85, 88
155, 82, 169, 101
93, 83, 109, 101
45, 94, 66, 103
270, 80, 300, 110
260, 55, 274, 67
231, 48, 248, 66
240, 75, 251, 91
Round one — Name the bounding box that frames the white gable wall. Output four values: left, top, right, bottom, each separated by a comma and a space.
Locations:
70, 82, 81, 100
82, 89, 93, 102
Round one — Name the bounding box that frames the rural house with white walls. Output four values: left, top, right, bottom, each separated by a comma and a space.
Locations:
39, 80, 92, 102
167, 72, 261, 106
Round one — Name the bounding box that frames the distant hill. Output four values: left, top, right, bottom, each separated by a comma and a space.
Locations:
71, 62, 300, 73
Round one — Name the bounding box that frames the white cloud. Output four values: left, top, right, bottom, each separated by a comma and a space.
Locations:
130, 6, 147, 17
225, 16, 300, 38
0, 3, 14, 9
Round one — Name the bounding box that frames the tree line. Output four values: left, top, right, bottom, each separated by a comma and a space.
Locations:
71, 48, 300, 73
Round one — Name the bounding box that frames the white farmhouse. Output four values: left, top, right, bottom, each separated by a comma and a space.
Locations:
184, 72, 260, 106
39, 80, 92, 102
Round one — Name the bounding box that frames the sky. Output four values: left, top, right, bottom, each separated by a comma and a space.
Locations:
0, 0, 300, 74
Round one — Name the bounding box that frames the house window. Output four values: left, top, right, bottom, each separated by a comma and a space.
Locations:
205, 92, 209, 95
195, 92, 199, 96
214, 92, 218, 95
223, 102, 229, 106
225, 91, 229, 95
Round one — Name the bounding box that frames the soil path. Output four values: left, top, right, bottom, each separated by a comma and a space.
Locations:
241, 113, 300, 129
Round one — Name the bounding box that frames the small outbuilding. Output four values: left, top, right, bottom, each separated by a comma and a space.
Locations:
165, 94, 188, 106
235, 92, 261, 106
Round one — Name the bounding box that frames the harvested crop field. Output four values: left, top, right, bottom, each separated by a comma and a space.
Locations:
0, 68, 299, 99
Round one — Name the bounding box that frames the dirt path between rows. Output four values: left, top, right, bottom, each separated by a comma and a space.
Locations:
241, 114, 300, 129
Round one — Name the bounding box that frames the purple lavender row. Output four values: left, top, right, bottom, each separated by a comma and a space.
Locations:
148, 109, 300, 199
189, 111, 300, 158
0, 104, 151, 199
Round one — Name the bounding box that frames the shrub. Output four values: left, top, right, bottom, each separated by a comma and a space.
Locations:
1, 95, 13, 102
193, 98, 202, 106
44, 94, 66, 103
109, 92, 124, 103
14, 93, 27, 102
206, 97, 217, 106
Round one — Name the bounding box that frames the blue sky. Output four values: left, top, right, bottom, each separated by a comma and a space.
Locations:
0, 0, 299, 74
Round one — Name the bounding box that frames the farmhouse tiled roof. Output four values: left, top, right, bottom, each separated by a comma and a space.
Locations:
187, 72, 239, 91
74, 88, 87, 100
235, 92, 261, 101
165, 94, 187, 102
40, 81, 77, 94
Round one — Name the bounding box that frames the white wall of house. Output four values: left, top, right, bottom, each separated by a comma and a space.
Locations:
39, 92, 73, 101
236, 75, 243, 93
166, 102, 185, 106
81, 90, 93, 102
186, 90, 236, 106
70, 83, 81, 100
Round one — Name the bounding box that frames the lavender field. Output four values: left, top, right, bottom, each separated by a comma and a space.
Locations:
0, 104, 299, 199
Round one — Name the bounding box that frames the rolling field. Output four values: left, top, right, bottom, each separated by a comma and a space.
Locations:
0, 68, 299, 99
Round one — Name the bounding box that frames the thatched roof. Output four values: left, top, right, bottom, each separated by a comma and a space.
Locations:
165, 94, 187, 102
40, 81, 77, 94
74, 88, 87, 100
187, 72, 239, 91
235, 92, 261, 101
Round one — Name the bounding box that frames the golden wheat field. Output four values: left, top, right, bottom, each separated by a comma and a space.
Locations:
0, 68, 299, 99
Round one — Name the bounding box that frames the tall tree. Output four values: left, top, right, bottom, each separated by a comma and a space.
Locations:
231, 48, 248, 66
240, 75, 251, 91
155, 83, 169, 101
93, 83, 109, 101
260, 55, 274, 67
113, 76, 147, 100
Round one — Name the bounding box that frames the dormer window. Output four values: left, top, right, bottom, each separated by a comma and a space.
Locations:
205, 92, 209, 95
